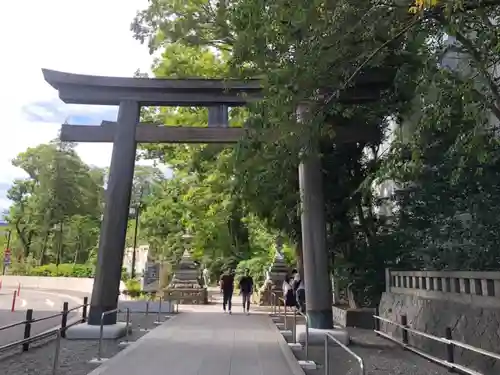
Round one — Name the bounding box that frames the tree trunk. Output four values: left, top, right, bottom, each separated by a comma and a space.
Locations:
74, 238, 80, 264
15, 223, 32, 259
332, 274, 340, 305
57, 221, 64, 265
355, 197, 374, 247
347, 284, 359, 309
39, 229, 51, 266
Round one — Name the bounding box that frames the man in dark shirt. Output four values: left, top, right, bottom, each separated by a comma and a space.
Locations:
239, 269, 254, 315
220, 269, 235, 314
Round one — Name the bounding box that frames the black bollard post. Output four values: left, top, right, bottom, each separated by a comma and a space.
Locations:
82, 297, 88, 322
445, 327, 455, 371
374, 306, 380, 333
401, 314, 408, 345
61, 302, 69, 338
23, 309, 33, 351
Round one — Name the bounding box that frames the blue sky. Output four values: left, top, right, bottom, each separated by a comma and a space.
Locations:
0, 0, 169, 213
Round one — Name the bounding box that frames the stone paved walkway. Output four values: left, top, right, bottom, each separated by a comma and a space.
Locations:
88, 297, 303, 375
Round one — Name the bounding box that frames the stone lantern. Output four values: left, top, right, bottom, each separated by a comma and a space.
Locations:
165, 232, 208, 304
258, 235, 290, 306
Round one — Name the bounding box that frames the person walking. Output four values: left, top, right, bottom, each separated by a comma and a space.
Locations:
202, 267, 210, 286
239, 269, 254, 315
283, 274, 296, 307
293, 271, 306, 313
220, 269, 235, 314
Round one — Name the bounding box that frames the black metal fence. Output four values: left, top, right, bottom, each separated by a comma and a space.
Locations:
0, 296, 89, 353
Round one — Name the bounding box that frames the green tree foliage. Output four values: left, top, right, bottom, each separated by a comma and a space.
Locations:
379, 43, 500, 271
3, 142, 168, 275
132, 0, 420, 307
5, 141, 104, 267
132, 0, 500, 308
128, 42, 288, 283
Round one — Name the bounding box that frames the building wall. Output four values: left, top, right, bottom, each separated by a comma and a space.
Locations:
122, 245, 150, 276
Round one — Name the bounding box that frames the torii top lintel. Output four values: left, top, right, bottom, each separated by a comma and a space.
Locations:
41, 69, 262, 107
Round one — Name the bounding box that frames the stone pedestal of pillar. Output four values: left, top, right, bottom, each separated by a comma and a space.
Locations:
65, 322, 129, 340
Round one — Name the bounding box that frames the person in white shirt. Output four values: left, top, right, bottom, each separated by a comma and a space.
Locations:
292, 269, 300, 288
202, 267, 210, 286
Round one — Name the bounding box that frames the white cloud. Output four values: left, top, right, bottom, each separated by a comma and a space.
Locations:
0, 0, 163, 211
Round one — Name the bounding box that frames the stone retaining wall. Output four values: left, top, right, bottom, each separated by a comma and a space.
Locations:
379, 291, 500, 375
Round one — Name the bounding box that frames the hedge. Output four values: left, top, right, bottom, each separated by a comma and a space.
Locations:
8, 263, 134, 280
26, 263, 95, 277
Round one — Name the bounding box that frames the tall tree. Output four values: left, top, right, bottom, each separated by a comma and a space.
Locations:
131, 0, 500, 307
6, 141, 104, 266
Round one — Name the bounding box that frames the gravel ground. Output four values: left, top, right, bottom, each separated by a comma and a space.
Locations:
276, 315, 451, 375
0, 288, 89, 347
0, 310, 81, 348
0, 311, 175, 375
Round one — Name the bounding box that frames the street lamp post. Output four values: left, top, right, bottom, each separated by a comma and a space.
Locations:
129, 186, 148, 279
130, 204, 141, 279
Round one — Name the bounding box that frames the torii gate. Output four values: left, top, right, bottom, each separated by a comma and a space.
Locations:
42, 68, 384, 332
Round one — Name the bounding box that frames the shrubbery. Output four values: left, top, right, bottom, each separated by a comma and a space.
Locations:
235, 256, 271, 287
8, 263, 135, 281
122, 278, 156, 299
9, 263, 95, 277
124, 278, 142, 293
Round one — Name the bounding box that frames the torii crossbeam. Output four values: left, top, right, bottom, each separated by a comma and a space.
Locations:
60, 121, 246, 143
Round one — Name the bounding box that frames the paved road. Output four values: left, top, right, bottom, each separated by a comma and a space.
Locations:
0, 288, 89, 347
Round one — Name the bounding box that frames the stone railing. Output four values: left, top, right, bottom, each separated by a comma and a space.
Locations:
386, 269, 500, 308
